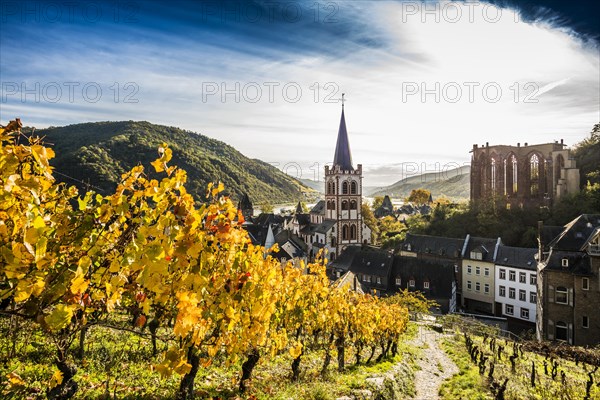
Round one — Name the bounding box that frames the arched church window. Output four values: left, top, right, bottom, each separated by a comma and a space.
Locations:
350, 225, 357, 240
350, 181, 357, 194
511, 155, 518, 193
350, 200, 357, 210
342, 181, 348, 194
530, 154, 540, 195
503, 159, 507, 195
342, 200, 348, 210
342, 224, 349, 240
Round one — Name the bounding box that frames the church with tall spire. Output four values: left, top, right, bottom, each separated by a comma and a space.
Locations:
324, 96, 370, 260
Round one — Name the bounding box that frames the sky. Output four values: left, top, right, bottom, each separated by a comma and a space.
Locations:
1, 0, 599, 187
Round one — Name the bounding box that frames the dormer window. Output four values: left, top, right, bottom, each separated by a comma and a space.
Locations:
395, 277, 401, 286
561, 258, 569, 267
423, 281, 430, 289
406, 244, 412, 251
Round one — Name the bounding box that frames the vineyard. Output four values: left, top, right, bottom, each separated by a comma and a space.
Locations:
440, 318, 600, 400
0, 119, 414, 399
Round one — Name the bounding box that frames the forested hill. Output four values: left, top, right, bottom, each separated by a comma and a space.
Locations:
36, 121, 315, 203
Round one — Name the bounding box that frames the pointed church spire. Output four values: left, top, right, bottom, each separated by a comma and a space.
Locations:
295, 201, 303, 214
333, 94, 353, 170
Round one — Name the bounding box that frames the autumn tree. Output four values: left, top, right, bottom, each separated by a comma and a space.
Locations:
407, 188, 432, 205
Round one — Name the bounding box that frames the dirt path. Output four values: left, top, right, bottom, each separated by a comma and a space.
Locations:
410, 324, 459, 399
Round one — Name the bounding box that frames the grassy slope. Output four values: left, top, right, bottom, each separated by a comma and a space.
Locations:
0, 319, 421, 399
440, 331, 600, 400
36, 121, 315, 204
369, 166, 470, 201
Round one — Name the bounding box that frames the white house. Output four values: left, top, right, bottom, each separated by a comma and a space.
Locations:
494, 245, 538, 326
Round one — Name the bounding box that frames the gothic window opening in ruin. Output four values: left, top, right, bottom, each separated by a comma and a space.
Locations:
503, 159, 507, 195
555, 154, 565, 186
350, 224, 357, 240
350, 200, 357, 210
511, 155, 518, 193
530, 154, 540, 195
342, 181, 348, 194
491, 158, 497, 194
342, 200, 348, 210
350, 181, 357, 194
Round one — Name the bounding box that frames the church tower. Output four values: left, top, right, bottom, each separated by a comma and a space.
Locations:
324, 96, 369, 260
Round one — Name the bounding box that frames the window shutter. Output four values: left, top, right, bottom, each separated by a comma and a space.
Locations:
568, 288, 574, 307
548, 320, 554, 340
548, 285, 554, 303
568, 323, 573, 344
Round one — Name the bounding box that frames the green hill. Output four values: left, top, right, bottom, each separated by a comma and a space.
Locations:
368, 166, 470, 201
36, 121, 315, 203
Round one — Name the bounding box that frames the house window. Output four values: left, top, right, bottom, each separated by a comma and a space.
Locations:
475, 282, 481, 292
521, 308, 529, 320
336, 271, 341, 278
530, 274, 537, 285
484, 283, 490, 294
509, 271, 516, 281
561, 258, 569, 267
499, 269, 506, 279
499, 285, 506, 297
505, 304, 514, 315
476, 266, 481, 275
509, 287, 515, 299
519, 272, 526, 283
583, 277, 589, 291
423, 281, 430, 289
555, 286, 568, 304
409, 279, 415, 287
361, 274, 366, 282
467, 280, 472, 290
376, 276, 382, 284
484, 267, 490, 277
519, 289, 526, 302
395, 277, 401, 286
467, 266, 472, 274
366, 275, 372, 283
530, 292, 536, 303
555, 321, 568, 341
583, 316, 589, 329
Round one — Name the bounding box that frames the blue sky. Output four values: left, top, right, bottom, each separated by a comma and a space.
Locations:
1, 0, 599, 186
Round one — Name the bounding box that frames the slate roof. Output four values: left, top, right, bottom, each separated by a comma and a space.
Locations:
310, 200, 326, 215
495, 246, 538, 271
402, 233, 465, 259
463, 236, 500, 262
330, 246, 361, 271
275, 230, 308, 252
315, 219, 336, 234
295, 213, 311, 226
391, 256, 455, 299
544, 249, 592, 275
548, 214, 600, 251
333, 108, 353, 170
333, 271, 365, 294
347, 249, 394, 276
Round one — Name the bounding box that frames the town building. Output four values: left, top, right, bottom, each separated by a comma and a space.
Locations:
537, 214, 600, 346
494, 245, 538, 332
461, 235, 502, 315
470, 141, 580, 208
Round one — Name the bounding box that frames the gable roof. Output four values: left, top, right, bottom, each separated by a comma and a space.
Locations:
463, 236, 501, 262
402, 233, 465, 258
495, 245, 538, 270
315, 219, 336, 234
310, 200, 326, 215
548, 214, 600, 251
